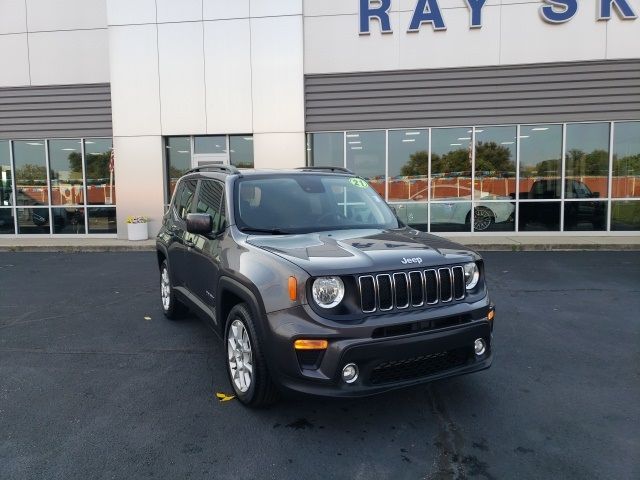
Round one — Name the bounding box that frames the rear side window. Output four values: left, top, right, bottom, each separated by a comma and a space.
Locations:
196, 180, 225, 231
174, 180, 197, 220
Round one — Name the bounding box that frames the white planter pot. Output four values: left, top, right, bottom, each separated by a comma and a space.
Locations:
127, 222, 148, 241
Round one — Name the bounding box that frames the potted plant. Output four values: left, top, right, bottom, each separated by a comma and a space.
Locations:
126, 215, 149, 241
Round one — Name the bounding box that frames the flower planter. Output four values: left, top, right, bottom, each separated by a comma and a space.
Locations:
127, 222, 148, 241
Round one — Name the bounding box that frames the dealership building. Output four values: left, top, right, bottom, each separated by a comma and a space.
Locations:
0, 0, 639, 238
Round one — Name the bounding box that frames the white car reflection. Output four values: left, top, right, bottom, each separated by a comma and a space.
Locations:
393, 194, 514, 232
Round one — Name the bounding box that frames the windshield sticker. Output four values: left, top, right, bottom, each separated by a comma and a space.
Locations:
349, 178, 368, 188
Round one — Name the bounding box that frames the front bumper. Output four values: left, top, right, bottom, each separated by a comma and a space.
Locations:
263, 302, 494, 397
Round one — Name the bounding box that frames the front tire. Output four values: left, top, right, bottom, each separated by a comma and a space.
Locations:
160, 260, 186, 320
225, 303, 278, 407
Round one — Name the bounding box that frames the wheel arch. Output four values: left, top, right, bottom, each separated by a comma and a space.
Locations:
217, 276, 268, 339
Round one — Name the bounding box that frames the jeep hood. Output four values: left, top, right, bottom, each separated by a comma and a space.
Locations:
245, 228, 478, 276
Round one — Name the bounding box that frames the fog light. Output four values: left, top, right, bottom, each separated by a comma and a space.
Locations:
342, 363, 359, 384
474, 338, 486, 356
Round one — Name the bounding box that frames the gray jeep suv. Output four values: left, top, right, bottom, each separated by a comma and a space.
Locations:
156, 165, 494, 407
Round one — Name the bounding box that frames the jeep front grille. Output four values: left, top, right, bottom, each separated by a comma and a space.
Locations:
358, 266, 465, 313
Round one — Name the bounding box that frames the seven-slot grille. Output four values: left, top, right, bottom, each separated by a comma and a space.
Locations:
358, 266, 466, 313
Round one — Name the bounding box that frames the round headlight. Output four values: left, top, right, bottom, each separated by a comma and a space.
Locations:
464, 262, 480, 290
312, 277, 345, 308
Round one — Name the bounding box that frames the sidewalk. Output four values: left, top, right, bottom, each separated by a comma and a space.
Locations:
0, 235, 639, 252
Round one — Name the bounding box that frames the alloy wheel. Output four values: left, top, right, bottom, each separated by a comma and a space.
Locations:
160, 267, 171, 311
474, 207, 494, 232
227, 319, 253, 393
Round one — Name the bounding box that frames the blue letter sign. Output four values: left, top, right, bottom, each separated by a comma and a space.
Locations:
465, 0, 488, 28
539, 0, 578, 23
598, 0, 638, 20
408, 0, 447, 31
359, 0, 393, 35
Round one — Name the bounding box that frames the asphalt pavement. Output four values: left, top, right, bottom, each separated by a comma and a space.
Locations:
0, 251, 638, 480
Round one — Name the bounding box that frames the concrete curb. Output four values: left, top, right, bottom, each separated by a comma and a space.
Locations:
0, 245, 156, 253
464, 244, 640, 252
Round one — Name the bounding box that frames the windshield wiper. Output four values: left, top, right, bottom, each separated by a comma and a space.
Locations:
238, 227, 289, 235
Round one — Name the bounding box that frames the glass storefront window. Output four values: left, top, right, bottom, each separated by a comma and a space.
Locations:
564, 201, 606, 231
307, 132, 344, 168
165, 137, 191, 201
392, 202, 428, 230
194, 135, 226, 154
473, 202, 515, 232
430, 201, 472, 232
388, 129, 428, 202
16, 207, 49, 234
49, 139, 84, 206
0, 208, 14, 234
85, 139, 115, 206
88, 207, 117, 234
565, 123, 609, 198
1, 141, 12, 207
518, 201, 561, 231
611, 200, 640, 231
519, 125, 562, 199
52, 206, 86, 235
474, 126, 516, 200
612, 122, 640, 199
229, 136, 254, 169
346, 131, 385, 197
431, 128, 472, 200
14, 141, 48, 207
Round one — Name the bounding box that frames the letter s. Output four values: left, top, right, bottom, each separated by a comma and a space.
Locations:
539, 0, 578, 24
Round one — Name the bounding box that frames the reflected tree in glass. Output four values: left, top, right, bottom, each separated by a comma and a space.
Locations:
85, 139, 114, 205
565, 122, 609, 198
430, 128, 472, 200
388, 129, 427, 201
612, 122, 640, 199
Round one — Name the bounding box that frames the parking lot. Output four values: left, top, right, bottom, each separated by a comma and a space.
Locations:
0, 250, 638, 479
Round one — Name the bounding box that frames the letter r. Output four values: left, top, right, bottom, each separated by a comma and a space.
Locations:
360, 0, 393, 35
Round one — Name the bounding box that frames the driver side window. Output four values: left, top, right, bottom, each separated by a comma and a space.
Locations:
196, 180, 225, 232
173, 180, 197, 220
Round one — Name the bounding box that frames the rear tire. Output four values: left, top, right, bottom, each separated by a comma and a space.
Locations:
160, 260, 186, 320
225, 303, 278, 407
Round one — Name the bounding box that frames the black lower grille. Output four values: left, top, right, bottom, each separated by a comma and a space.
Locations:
368, 348, 469, 385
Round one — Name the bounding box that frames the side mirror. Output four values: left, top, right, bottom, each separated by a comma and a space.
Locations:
186, 213, 213, 235
591, 192, 600, 198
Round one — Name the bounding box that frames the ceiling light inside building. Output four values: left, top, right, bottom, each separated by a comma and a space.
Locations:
61, 148, 76, 151
346, 134, 360, 138
348, 141, 361, 145
450, 143, 462, 146
458, 137, 471, 140
531, 127, 549, 131
402, 139, 416, 143
501, 142, 515, 145
351, 146, 363, 150
405, 131, 421, 136
26, 142, 43, 146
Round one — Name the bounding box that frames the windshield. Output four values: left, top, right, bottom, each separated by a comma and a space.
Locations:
234, 175, 400, 234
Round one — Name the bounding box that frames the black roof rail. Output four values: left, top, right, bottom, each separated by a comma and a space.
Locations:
295, 166, 354, 174
186, 165, 240, 175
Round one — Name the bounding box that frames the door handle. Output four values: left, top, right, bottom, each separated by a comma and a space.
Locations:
184, 239, 195, 249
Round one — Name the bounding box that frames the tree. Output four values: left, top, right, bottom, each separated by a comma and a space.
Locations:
16, 164, 47, 184
565, 149, 608, 176
474, 142, 514, 174
400, 150, 428, 176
